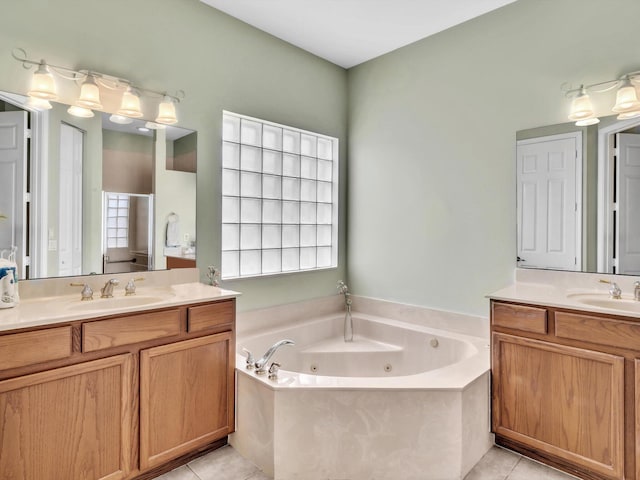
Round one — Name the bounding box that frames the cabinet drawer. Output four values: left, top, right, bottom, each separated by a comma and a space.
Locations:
555, 311, 640, 350
0, 326, 72, 370
83, 309, 181, 352
491, 302, 547, 334
188, 300, 234, 333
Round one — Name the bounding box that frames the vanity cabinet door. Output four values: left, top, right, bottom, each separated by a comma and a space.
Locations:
0, 354, 134, 480
492, 332, 625, 480
139, 332, 234, 471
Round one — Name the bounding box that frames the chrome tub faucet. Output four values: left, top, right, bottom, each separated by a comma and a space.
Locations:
253, 339, 295, 374
337, 280, 353, 342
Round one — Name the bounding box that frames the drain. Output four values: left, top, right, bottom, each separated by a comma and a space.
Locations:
430, 338, 439, 348
310, 364, 318, 373
384, 364, 392, 373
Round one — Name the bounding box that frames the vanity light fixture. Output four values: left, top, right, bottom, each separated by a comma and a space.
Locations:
27, 60, 57, 100
109, 114, 133, 125
12, 48, 184, 123
117, 88, 144, 118
76, 75, 103, 110
67, 105, 94, 118
25, 97, 52, 110
564, 70, 640, 125
156, 96, 178, 125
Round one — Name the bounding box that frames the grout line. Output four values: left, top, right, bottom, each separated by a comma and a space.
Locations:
504, 456, 521, 479
186, 464, 203, 480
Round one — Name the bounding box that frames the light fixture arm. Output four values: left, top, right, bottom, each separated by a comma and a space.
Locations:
12, 48, 183, 103
563, 71, 640, 98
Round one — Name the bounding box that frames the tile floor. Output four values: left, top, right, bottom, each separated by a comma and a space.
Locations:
155, 444, 578, 480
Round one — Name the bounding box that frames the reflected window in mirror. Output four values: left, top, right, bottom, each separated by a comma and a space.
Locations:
0, 89, 197, 281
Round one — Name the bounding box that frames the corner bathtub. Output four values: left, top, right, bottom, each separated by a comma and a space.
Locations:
229, 312, 492, 480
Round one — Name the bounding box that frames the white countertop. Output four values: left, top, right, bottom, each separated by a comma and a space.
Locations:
0, 282, 240, 332
488, 268, 640, 319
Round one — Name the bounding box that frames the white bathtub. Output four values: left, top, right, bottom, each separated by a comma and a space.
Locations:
230, 310, 492, 480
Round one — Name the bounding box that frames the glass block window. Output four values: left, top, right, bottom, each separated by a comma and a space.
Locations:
105, 193, 129, 248
221, 111, 338, 278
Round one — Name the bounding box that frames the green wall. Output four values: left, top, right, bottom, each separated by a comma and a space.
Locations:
347, 0, 640, 316
0, 0, 348, 311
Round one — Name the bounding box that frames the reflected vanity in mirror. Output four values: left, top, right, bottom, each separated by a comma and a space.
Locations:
516, 114, 640, 275
0, 90, 197, 280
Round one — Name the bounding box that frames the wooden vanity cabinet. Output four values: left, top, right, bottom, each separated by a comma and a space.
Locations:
491, 300, 640, 480
0, 297, 236, 480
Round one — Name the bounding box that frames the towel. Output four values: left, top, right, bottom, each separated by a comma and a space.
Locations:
166, 213, 180, 247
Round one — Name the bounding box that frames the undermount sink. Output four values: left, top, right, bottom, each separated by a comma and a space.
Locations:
66, 294, 167, 312
567, 293, 640, 313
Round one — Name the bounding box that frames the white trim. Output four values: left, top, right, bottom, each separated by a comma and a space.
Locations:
516, 131, 583, 271
597, 117, 640, 272
0, 92, 49, 278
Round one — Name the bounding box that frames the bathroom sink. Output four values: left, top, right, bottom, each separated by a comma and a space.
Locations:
66, 294, 167, 312
567, 293, 640, 313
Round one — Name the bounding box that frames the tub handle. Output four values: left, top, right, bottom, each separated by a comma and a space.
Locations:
268, 362, 280, 381
242, 348, 255, 370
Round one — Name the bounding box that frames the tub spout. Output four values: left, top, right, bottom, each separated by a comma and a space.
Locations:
255, 339, 295, 374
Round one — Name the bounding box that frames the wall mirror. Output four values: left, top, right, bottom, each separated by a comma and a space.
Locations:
0, 90, 197, 280
516, 114, 640, 275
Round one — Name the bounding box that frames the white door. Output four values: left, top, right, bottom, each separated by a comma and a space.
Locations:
616, 133, 640, 274
58, 123, 84, 277
0, 111, 28, 278
517, 133, 581, 270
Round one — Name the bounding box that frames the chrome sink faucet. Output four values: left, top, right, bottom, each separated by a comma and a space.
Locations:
100, 278, 119, 298
600, 279, 622, 299
253, 339, 295, 374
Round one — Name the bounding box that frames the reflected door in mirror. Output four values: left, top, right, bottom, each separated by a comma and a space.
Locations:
0, 110, 27, 278
517, 133, 581, 271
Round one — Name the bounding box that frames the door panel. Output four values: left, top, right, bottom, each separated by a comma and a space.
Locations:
58, 123, 83, 276
493, 333, 624, 479
617, 133, 640, 274
517, 135, 579, 270
0, 111, 28, 278
0, 354, 134, 480
139, 333, 234, 470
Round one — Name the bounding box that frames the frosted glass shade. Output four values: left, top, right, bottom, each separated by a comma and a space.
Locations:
26, 97, 52, 110
568, 91, 594, 121
67, 105, 94, 118
109, 114, 133, 125
156, 97, 177, 125
76, 77, 102, 110
612, 84, 640, 113
27, 62, 57, 100
617, 110, 640, 120
575, 117, 600, 126
117, 89, 143, 118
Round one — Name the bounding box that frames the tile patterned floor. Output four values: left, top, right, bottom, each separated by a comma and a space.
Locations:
154, 444, 578, 480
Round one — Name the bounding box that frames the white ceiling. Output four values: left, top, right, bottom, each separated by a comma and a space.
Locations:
200, 0, 517, 68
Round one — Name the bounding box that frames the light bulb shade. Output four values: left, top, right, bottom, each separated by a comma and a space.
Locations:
612, 84, 640, 113
26, 97, 52, 110
568, 91, 594, 121
156, 97, 177, 125
67, 105, 94, 118
76, 76, 103, 110
27, 62, 57, 100
109, 114, 133, 125
575, 117, 600, 126
617, 110, 640, 120
116, 89, 143, 118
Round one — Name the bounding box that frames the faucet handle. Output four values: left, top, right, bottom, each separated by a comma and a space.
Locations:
268, 362, 280, 380
242, 348, 255, 370
70, 282, 93, 301
125, 277, 145, 296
